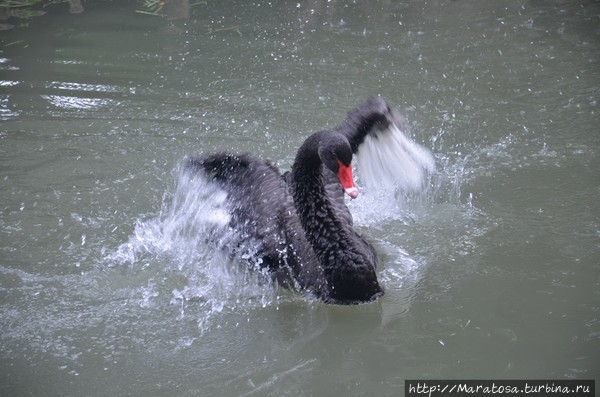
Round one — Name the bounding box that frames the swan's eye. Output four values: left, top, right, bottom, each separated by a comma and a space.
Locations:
329, 151, 340, 166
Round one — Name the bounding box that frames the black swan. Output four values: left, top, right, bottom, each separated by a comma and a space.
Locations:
186, 97, 426, 304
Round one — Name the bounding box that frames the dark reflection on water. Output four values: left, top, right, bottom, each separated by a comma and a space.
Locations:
1, 0, 599, 396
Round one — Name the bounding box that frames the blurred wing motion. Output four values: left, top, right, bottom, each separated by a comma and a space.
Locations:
356, 117, 436, 192
337, 97, 436, 193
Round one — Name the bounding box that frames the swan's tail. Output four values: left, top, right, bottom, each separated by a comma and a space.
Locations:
355, 117, 435, 192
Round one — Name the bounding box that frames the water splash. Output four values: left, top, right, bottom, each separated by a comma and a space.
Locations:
106, 168, 281, 333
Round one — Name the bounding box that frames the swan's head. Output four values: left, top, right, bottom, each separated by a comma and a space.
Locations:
319, 133, 359, 199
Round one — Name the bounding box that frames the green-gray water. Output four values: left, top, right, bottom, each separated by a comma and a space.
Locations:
1, 1, 598, 396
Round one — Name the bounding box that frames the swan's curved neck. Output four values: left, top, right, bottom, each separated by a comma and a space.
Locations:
290, 135, 347, 259
290, 131, 383, 303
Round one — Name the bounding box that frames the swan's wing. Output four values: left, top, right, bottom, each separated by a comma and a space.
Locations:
337, 96, 392, 153
186, 154, 292, 269
337, 97, 436, 192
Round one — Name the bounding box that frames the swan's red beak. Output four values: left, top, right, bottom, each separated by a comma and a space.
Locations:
337, 161, 359, 199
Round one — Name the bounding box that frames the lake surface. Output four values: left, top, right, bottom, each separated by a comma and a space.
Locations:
1, 1, 599, 396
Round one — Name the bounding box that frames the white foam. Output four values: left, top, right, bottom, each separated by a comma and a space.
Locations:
355, 122, 436, 192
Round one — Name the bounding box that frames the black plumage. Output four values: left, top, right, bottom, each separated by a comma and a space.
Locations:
186, 97, 396, 304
